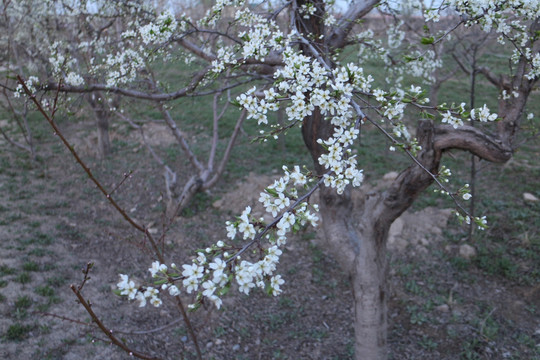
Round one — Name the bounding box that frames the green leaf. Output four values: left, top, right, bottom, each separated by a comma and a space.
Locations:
265, 187, 278, 197
421, 37, 434, 45
218, 282, 231, 296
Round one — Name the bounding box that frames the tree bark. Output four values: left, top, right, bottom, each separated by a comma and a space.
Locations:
87, 93, 112, 158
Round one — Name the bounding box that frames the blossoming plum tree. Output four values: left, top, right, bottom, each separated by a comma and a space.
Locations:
12, 0, 540, 359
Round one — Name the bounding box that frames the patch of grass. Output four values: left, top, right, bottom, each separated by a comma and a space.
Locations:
213, 326, 226, 337
14, 295, 33, 319
18, 232, 55, 247
35, 285, 55, 297
449, 256, 470, 271
459, 338, 483, 360
28, 248, 52, 257
418, 335, 438, 350
42, 263, 57, 271
0, 280, 7, 288
15, 295, 32, 310
180, 191, 214, 217
16, 272, 32, 284
0, 212, 24, 225
28, 220, 41, 228
405, 280, 424, 296
474, 247, 517, 279
4, 323, 33, 341
0, 265, 16, 276
46, 276, 67, 287
22, 261, 41, 272
406, 304, 429, 326
55, 222, 83, 240
308, 328, 328, 340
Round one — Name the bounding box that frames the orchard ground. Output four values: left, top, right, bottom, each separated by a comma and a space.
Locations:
0, 115, 539, 360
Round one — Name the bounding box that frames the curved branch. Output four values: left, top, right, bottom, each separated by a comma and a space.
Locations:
434, 124, 512, 163
380, 120, 512, 226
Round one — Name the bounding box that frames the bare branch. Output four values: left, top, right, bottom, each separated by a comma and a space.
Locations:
203, 109, 247, 190
70, 285, 161, 360
159, 104, 204, 172
0, 124, 31, 152
327, 0, 380, 50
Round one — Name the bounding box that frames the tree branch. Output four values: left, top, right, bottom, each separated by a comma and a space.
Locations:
45, 68, 209, 101
327, 0, 380, 50
434, 124, 512, 162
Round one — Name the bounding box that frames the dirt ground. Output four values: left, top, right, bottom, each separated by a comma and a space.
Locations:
0, 121, 539, 360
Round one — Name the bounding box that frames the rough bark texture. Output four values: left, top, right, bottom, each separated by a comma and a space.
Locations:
87, 93, 112, 158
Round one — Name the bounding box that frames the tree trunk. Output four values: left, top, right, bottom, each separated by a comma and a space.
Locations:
95, 109, 111, 158
306, 118, 444, 359
87, 93, 112, 158
352, 224, 388, 360
318, 184, 391, 359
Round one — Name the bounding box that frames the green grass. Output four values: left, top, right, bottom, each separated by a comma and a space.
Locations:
46, 275, 67, 287
22, 261, 41, 272
4, 323, 33, 341
28, 248, 53, 257
15, 295, 32, 309
15, 272, 32, 284
0, 265, 16, 277
14, 295, 33, 319
35, 286, 55, 297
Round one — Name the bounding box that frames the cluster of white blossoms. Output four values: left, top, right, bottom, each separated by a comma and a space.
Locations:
237, 48, 369, 194
300, 3, 317, 19
138, 10, 177, 45
404, 50, 442, 84
209, 8, 284, 73
455, 212, 488, 230
47, 41, 86, 87
423, 8, 441, 23
387, 21, 406, 49
201, 0, 246, 26
64, 72, 84, 86
525, 53, 540, 80
14, 76, 39, 98
470, 104, 498, 123
447, 0, 540, 80
117, 261, 184, 308
104, 49, 145, 87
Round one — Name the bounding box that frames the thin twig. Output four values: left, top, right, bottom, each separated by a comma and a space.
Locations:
17, 75, 165, 262
70, 285, 161, 360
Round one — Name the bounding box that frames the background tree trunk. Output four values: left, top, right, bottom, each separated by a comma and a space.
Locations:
87, 93, 112, 158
